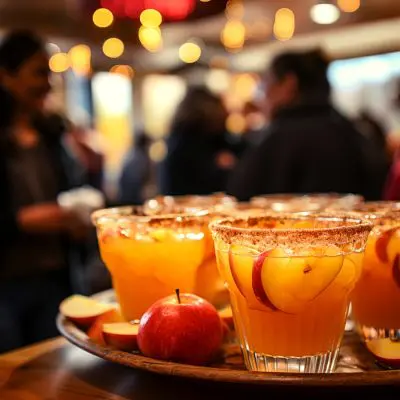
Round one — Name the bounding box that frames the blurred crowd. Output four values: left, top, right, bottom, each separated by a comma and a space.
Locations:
0, 29, 400, 353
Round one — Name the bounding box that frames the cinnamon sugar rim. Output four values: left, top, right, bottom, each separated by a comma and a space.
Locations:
209, 213, 373, 250
91, 206, 210, 227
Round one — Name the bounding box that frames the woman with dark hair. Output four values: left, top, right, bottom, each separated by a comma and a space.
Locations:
0, 30, 87, 352
228, 49, 385, 201
159, 86, 237, 195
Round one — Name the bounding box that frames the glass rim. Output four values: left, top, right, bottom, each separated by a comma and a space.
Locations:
209, 213, 373, 250
91, 205, 210, 227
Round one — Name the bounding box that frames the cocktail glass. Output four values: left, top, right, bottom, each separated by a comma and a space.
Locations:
210, 214, 372, 373
92, 207, 213, 321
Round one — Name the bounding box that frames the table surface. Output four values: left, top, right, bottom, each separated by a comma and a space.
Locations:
0, 338, 399, 400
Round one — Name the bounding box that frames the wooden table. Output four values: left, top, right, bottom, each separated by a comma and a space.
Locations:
0, 338, 399, 400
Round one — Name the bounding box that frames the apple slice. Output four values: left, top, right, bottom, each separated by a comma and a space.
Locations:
252, 251, 278, 311
366, 338, 400, 368
87, 308, 124, 346
260, 247, 344, 313
375, 227, 398, 264
59, 295, 115, 328
103, 322, 140, 352
218, 305, 234, 329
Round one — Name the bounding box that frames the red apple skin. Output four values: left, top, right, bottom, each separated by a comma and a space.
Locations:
252, 251, 277, 311
375, 228, 397, 264
138, 293, 223, 365
392, 254, 400, 289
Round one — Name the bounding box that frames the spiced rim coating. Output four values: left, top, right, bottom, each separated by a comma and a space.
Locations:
91, 205, 210, 226
209, 213, 373, 239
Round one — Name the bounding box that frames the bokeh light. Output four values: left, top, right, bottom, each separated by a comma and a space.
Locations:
110, 65, 135, 79
93, 8, 114, 28
310, 4, 340, 24
225, 0, 245, 20
69, 44, 91, 76
140, 9, 162, 27
149, 140, 167, 162
234, 73, 258, 102
102, 38, 124, 58
179, 42, 202, 64
273, 8, 295, 41
226, 113, 246, 135
337, 0, 360, 13
49, 52, 69, 73
139, 26, 163, 52
221, 20, 246, 50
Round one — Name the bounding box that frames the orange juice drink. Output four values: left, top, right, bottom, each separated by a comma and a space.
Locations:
210, 214, 372, 373
351, 205, 400, 342
92, 208, 212, 321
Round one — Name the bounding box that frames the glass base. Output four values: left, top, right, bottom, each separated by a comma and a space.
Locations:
356, 324, 400, 341
242, 347, 339, 373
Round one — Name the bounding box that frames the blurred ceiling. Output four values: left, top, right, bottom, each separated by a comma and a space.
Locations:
0, 0, 399, 72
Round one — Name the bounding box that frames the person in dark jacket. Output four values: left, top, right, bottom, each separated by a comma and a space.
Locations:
0, 30, 87, 353
227, 49, 384, 201
159, 86, 238, 196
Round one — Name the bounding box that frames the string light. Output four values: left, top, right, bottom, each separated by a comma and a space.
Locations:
337, 0, 360, 12
102, 38, 124, 58
221, 20, 246, 50
139, 26, 163, 52
49, 52, 69, 73
179, 42, 202, 64
310, 3, 340, 24
69, 44, 91, 76
140, 9, 162, 27
273, 8, 295, 41
110, 65, 135, 79
92, 8, 114, 28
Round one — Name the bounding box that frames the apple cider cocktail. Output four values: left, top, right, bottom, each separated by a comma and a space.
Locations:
210, 214, 372, 373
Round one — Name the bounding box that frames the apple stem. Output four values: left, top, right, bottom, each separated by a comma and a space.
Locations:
175, 288, 181, 304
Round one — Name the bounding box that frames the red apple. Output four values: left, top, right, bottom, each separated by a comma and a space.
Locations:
138, 290, 223, 365
252, 251, 277, 311
59, 295, 115, 328
393, 254, 400, 289
103, 322, 140, 352
87, 308, 124, 346
218, 305, 234, 330
366, 338, 400, 368
375, 228, 397, 264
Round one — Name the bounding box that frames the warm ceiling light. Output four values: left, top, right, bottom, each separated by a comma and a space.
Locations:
49, 52, 69, 73
102, 38, 124, 58
310, 3, 340, 24
93, 8, 114, 28
221, 20, 246, 50
140, 9, 162, 28
110, 65, 135, 79
337, 0, 360, 13
273, 8, 295, 41
179, 42, 202, 64
69, 44, 91, 76
139, 26, 163, 52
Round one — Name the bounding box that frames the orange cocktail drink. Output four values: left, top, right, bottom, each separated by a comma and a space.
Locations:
92, 207, 211, 321
351, 203, 400, 342
210, 214, 372, 373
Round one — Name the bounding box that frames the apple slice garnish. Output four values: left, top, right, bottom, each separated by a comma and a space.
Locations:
392, 254, 400, 289
103, 322, 140, 352
366, 338, 400, 368
59, 295, 116, 328
87, 308, 125, 345
375, 227, 398, 264
252, 251, 278, 311
259, 247, 344, 313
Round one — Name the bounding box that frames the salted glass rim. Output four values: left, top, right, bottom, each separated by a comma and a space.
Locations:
209, 213, 373, 251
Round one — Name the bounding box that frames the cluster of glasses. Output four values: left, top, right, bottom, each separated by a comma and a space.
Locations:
92, 194, 400, 374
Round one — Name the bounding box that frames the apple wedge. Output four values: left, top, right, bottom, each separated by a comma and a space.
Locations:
375, 227, 398, 264
218, 305, 234, 329
103, 322, 140, 352
87, 308, 124, 346
59, 295, 115, 328
366, 338, 400, 368
392, 254, 400, 289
